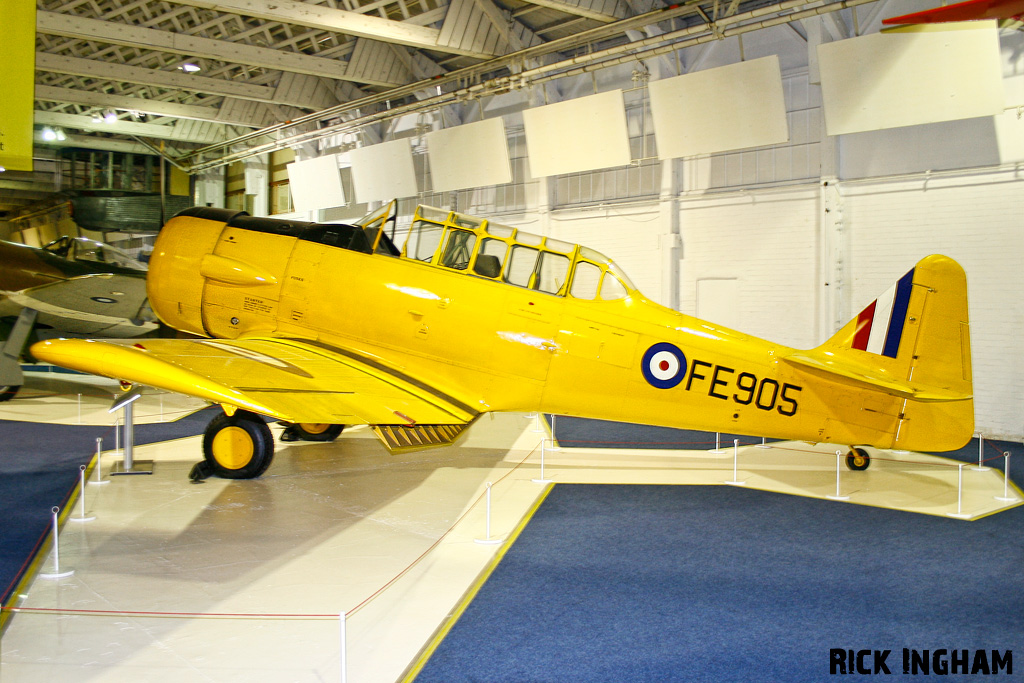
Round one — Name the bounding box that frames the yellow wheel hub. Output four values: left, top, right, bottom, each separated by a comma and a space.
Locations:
211, 426, 254, 470
852, 453, 866, 467
300, 423, 330, 435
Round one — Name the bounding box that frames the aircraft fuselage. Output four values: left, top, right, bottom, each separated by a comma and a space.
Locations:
144, 206, 974, 452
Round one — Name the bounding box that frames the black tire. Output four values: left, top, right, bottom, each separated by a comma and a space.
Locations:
846, 447, 870, 471
283, 423, 345, 442
201, 411, 275, 479
0, 386, 20, 402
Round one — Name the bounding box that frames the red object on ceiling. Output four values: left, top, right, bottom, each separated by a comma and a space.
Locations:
882, 0, 1024, 25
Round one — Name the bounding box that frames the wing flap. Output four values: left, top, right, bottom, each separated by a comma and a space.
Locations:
31, 337, 477, 425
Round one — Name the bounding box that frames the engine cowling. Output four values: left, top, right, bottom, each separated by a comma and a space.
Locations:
148, 207, 308, 339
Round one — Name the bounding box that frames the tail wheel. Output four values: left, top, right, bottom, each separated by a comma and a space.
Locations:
282, 423, 345, 442
0, 386, 20, 402
846, 447, 871, 471
202, 411, 274, 479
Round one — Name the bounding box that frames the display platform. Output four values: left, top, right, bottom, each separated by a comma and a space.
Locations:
1, 397, 1020, 681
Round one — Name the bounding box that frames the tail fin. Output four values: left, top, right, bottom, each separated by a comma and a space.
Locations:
784, 255, 974, 451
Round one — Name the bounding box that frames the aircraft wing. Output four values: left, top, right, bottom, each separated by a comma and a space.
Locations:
30, 337, 479, 426
9, 273, 157, 336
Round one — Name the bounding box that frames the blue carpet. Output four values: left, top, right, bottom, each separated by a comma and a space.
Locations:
415, 485, 1024, 682
0, 407, 216, 603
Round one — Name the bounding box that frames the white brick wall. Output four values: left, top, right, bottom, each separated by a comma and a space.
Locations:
677, 186, 820, 348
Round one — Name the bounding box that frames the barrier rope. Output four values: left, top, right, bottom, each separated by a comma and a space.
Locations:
553, 437, 764, 448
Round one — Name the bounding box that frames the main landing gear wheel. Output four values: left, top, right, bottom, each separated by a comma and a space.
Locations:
0, 386, 19, 402
196, 411, 275, 480
280, 423, 344, 442
846, 447, 871, 471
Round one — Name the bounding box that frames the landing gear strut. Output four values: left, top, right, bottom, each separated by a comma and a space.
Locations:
0, 308, 38, 402
845, 447, 871, 471
280, 422, 345, 442
191, 410, 274, 481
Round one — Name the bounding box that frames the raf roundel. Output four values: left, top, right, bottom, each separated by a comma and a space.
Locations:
642, 342, 687, 389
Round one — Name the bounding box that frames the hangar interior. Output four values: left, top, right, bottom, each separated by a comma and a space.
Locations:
2, 0, 1024, 681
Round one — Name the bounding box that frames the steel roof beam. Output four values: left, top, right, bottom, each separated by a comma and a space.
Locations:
34, 110, 232, 144
36, 10, 403, 88
34, 85, 268, 128
151, 0, 498, 58
515, 0, 625, 23
35, 52, 287, 106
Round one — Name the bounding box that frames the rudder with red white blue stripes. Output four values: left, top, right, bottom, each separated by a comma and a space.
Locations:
851, 269, 915, 359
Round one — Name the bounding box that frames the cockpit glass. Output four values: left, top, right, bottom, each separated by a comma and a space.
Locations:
403, 205, 636, 299
606, 261, 636, 291
440, 229, 476, 270
506, 245, 538, 287
477, 238, 509, 275
600, 273, 627, 300
406, 220, 444, 262
70, 238, 147, 271
570, 261, 602, 299
537, 252, 570, 294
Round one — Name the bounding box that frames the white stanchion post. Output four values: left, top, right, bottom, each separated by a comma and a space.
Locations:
339, 612, 347, 683
91, 438, 109, 485
112, 395, 152, 475
115, 417, 120, 457
827, 450, 850, 501
973, 433, 989, 471
475, 482, 503, 545
948, 463, 970, 518
70, 465, 96, 523
756, 436, 770, 449
716, 432, 721, 451
77, 394, 82, 424
532, 440, 552, 485
532, 413, 545, 433
725, 439, 746, 486
548, 414, 559, 451
40, 506, 74, 579
996, 452, 1016, 502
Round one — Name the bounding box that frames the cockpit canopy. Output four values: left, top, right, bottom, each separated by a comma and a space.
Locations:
43, 236, 148, 271
400, 205, 636, 301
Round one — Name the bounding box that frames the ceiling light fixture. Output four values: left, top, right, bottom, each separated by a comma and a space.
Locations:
104, 110, 117, 124
42, 127, 57, 141
180, 62, 201, 73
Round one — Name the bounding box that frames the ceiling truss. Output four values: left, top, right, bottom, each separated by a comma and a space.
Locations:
9, 0, 869, 215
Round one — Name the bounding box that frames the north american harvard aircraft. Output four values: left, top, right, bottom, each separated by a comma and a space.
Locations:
0, 235, 157, 401
32, 202, 974, 479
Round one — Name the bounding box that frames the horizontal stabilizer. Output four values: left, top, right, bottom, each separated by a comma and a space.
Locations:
783, 352, 971, 402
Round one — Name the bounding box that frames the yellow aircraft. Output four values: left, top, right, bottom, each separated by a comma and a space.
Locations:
31, 202, 974, 479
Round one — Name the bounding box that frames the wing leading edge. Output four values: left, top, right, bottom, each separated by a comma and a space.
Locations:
30, 337, 478, 429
